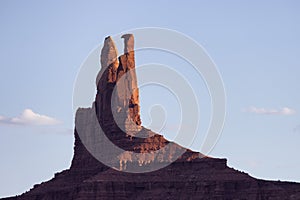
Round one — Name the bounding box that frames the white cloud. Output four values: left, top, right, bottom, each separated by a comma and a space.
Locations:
281, 107, 296, 115
0, 109, 61, 126
243, 106, 296, 115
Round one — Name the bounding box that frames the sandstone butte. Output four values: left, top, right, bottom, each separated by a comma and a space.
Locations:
3, 34, 300, 200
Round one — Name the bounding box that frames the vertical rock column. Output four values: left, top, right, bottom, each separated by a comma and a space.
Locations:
95, 34, 141, 135
116, 34, 141, 127
95, 36, 119, 129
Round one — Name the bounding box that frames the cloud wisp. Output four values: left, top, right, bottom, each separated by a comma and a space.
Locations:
243, 106, 296, 116
0, 109, 61, 126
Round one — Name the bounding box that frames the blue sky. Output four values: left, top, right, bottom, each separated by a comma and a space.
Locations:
0, 0, 300, 198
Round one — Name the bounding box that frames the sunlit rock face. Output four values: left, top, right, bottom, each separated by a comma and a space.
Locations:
78, 34, 197, 171
96, 34, 141, 133
3, 35, 300, 200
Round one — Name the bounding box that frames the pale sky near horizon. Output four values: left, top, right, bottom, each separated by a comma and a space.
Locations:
1, 0, 300, 198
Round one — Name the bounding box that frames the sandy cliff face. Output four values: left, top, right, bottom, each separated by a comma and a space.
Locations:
3, 35, 300, 200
